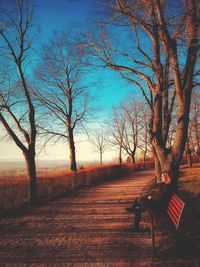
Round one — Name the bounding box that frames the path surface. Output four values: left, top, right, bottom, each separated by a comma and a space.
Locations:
0, 170, 154, 266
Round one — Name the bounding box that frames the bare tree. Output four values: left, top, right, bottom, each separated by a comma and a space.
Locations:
109, 97, 146, 165
120, 98, 143, 164
84, 0, 199, 185
185, 138, 193, 167
189, 89, 200, 160
108, 106, 126, 164
0, 0, 37, 204
89, 128, 109, 166
185, 89, 200, 165
34, 33, 92, 171
138, 106, 151, 169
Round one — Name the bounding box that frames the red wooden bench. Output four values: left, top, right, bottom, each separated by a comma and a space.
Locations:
147, 193, 185, 258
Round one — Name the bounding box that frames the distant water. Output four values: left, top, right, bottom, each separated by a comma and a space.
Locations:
0, 159, 99, 172
0, 159, 68, 172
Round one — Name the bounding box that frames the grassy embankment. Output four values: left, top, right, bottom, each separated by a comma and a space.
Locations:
155, 165, 200, 262
177, 165, 200, 258
0, 161, 154, 216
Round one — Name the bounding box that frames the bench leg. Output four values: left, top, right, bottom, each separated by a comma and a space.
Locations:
151, 226, 155, 259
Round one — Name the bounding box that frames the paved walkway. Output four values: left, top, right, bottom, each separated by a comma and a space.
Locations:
0, 171, 155, 266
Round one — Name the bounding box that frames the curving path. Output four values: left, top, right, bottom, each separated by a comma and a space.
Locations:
0, 170, 154, 266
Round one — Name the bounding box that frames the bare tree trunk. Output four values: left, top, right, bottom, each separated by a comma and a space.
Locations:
100, 153, 103, 166
151, 146, 162, 182
24, 149, 37, 205
194, 116, 200, 161
187, 150, 192, 167
143, 150, 147, 170
68, 128, 77, 171
131, 154, 135, 164
154, 156, 162, 182
160, 154, 180, 192
119, 145, 122, 165
186, 139, 193, 167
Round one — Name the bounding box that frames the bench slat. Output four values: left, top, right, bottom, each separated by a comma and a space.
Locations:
173, 193, 185, 206
167, 194, 185, 229
170, 196, 183, 210
167, 206, 178, 226
168, 203, 182, 218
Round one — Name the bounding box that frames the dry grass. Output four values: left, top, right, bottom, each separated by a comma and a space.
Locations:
179, 165, 200, 196
126, 160, 154, 171
0, 164, 129, 215
0, 161, 155, 216
177, 165, 200, 259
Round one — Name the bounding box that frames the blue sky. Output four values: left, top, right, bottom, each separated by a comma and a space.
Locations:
33, 0, 135, 117
34, 0, 94, 38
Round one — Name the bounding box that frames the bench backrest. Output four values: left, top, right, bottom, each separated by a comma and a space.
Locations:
166, 193, 185, 230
